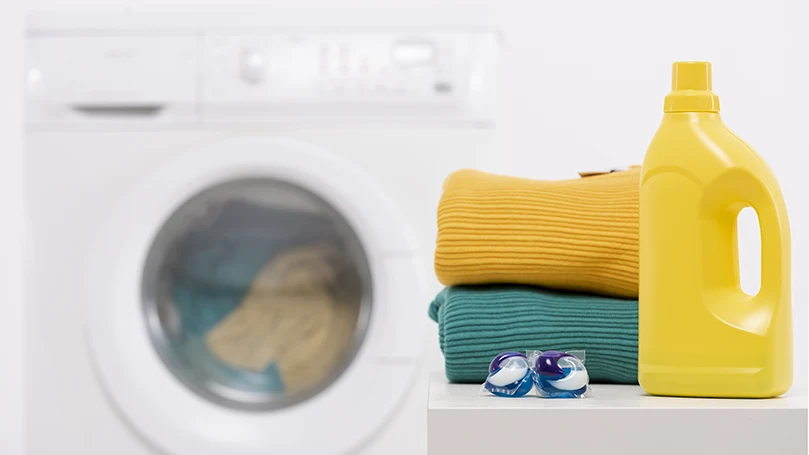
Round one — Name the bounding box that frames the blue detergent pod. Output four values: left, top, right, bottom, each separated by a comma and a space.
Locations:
484, 351, 534, 397
534, 350, 589, 398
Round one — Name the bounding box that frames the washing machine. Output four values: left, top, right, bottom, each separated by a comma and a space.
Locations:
23, 9, 501, 455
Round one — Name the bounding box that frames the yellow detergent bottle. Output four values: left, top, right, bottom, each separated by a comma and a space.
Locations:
639, 61, 792, 398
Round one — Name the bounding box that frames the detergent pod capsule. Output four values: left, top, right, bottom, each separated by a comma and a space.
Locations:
534, 351, 589, 398
484, 351, 534, 397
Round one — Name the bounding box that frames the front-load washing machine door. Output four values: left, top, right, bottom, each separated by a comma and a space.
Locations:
85, 137, 424, 455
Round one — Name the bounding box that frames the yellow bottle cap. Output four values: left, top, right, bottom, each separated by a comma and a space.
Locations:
664, 61, 720, 113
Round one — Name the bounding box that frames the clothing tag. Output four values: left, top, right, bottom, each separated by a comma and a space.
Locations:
578, 165, 639, 178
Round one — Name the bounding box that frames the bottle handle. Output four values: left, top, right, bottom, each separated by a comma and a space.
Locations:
744, 175, 789, 315
701, 169, 789, 335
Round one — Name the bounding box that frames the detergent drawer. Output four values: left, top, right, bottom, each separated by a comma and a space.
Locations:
25, 35, 199, 126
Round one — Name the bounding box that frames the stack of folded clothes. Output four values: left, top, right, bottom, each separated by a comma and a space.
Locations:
429, 166, 641, 384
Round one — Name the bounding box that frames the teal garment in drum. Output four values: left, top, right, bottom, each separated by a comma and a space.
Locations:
429, 286, 638, 384
181, 337, 285, 394
167, 201, 337, 392
173, 201, 337, 297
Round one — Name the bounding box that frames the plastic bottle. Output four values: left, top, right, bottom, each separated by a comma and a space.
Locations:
639, 61, 792, 398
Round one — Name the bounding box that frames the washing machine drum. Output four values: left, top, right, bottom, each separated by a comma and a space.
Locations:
85, 137, 424, 455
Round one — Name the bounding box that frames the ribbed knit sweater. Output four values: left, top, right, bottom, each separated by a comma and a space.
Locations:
435, 167, 640, 298
429, 286, 638, 384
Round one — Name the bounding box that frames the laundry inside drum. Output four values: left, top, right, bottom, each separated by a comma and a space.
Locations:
141, 178, 372, 411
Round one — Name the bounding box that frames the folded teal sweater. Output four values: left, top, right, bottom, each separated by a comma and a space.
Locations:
429, 286, 638, 384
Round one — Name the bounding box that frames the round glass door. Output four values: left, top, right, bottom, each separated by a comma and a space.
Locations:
141, 178, 372, 411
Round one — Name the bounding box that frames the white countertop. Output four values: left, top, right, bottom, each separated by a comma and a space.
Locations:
430, 375, 807, 410
428, 374, 807, 455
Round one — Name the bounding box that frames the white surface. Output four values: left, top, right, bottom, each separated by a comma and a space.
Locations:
431, 375, 807, 409
429, 375, 808, 455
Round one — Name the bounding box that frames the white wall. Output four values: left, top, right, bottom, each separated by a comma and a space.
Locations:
0, 5, 24, 455
3, 1, 806, 455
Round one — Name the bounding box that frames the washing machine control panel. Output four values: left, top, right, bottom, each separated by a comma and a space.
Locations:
211, 35, 457, 97
25, 27, 499, 125
203, 33, 498, 123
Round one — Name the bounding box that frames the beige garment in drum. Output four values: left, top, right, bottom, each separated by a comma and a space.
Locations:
206, 243, 359, 394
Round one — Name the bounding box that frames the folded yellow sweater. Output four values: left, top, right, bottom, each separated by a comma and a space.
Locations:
435, 167, 640, 298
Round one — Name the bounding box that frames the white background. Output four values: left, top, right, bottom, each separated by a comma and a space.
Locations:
2, 1, 807, 454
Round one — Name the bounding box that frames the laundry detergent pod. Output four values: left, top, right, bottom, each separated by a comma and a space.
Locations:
489, 351, 527, 373
484, 351, 533, 397
534, 350, 588, 398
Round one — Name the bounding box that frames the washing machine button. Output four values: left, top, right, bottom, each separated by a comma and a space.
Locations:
240, 47, 266, 85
